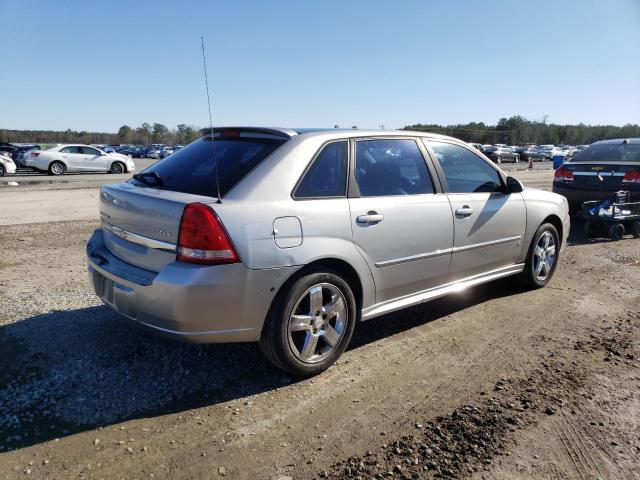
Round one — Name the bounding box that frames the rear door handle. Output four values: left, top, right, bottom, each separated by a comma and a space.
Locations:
356, 212, 384, 224
455, 206, 474, 217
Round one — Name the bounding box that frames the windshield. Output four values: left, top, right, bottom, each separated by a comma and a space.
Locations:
570, 143, 640, 163
130, 136, 285, 197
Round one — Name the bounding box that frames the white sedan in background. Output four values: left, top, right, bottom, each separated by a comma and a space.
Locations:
25, 145, 136, 175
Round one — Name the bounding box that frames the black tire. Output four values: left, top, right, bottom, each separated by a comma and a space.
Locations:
109, 161, 125, 174
583, 220, 592, 238
521, 223, 560, 289
608, 223, 625, 241
0, 164, 5, 177
48, 161, 65, 176
259, 268, 357, 377
497, 156, 502, 164
514, 155, 520, 163
632, 221, 640, 239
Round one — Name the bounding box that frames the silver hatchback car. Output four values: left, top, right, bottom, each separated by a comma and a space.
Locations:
88, 127, 569, 376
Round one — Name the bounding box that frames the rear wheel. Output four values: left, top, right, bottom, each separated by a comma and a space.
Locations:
514, 155, 520, 163
521, 223, 559, 288
48, 161, 65, 176
608, 223, 625, 241
260, 269, 356, 377
0, 164, 5, 177
631, 221, 640, 239
497, 156, 503, 164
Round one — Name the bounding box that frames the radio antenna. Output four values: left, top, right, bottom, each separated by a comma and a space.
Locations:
200, 36, 222, 204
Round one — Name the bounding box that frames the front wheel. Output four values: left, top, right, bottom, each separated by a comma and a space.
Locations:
497, 156, 502, 164
514, 155, 520, 163
521, 223, 560, 288
260, 269, 357, 377
632, 221, 640, 239
109, 161, 125, 174
0, 164, 5, 177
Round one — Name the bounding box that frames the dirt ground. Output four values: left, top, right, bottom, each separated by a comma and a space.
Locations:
0, 168, 639, 479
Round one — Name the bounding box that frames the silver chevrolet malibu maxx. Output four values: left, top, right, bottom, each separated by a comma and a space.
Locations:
88, 128, 569, 376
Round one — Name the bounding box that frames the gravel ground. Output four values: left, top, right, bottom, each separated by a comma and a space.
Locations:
1, 170, 639, 479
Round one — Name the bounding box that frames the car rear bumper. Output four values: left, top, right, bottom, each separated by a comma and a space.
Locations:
87, 228, 297, 343
552, 184, 639, 208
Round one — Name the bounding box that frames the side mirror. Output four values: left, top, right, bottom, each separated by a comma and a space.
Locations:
505, 176, 523, 193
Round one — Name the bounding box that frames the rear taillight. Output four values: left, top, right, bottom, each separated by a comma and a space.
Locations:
554, 166, 574, 182
31, 152, 40, 157
622, 171, 640, 183
176, 203, 239, 265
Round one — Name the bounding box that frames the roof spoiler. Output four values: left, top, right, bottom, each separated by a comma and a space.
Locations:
200, 127, 298, 140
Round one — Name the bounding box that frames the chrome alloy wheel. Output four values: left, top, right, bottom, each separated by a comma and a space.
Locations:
287, 283, 348, 363
51, 162, 65, 175
533, 231, 556, 281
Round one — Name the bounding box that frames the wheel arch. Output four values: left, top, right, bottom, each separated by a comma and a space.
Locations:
265, 258, 365, 329
542, 214, 563, 245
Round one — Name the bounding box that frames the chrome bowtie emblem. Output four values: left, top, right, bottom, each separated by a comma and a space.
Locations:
113, 228, 128, 240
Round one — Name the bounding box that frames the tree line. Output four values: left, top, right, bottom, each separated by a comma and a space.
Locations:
2, 117, 639, 146
404, 116, 640, 145
0, 123, 201, 145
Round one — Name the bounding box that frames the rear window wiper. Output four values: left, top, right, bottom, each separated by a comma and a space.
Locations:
133, 171, 163, 187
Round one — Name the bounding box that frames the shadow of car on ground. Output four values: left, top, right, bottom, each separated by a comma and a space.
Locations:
0, 276, 533, 453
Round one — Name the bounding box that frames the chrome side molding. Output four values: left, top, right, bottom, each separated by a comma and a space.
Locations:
362, 263, 525, 320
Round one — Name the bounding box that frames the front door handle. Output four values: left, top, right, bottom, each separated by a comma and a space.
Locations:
356, 212, 384, 224
455, 206, 474, 217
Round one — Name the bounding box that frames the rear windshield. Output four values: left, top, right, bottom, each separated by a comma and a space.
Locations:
130, 136, 285, 197
570, 143, 640, 163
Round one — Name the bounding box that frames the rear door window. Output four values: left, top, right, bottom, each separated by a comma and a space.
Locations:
355, 139, 434, 196
60, 146, 83, 154
132, 136, 285, 197
82, 147, 101, 156
294, 141, 347, 198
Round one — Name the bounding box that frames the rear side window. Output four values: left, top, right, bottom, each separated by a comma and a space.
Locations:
294, 141, 347, 198
132, 136, 284, 197
355, 139, 434, 196
82, 147, 101, 155
428, 141, 502, 193
61, 146, 83, 154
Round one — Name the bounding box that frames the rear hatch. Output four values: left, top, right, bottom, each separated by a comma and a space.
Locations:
98, 130, 288, 272
561, 162, 635, 191
100, 184, 216, 272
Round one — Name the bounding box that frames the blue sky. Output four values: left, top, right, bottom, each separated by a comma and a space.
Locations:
1, 0, 639, 132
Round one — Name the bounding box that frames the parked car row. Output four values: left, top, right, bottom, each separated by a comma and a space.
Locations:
0, 142, 184, 170
1, 144, 137, 175
111, 144, 184, 159
469, 143, 588, 164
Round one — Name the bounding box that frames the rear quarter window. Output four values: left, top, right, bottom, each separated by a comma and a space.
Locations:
131, 136, 285, 197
